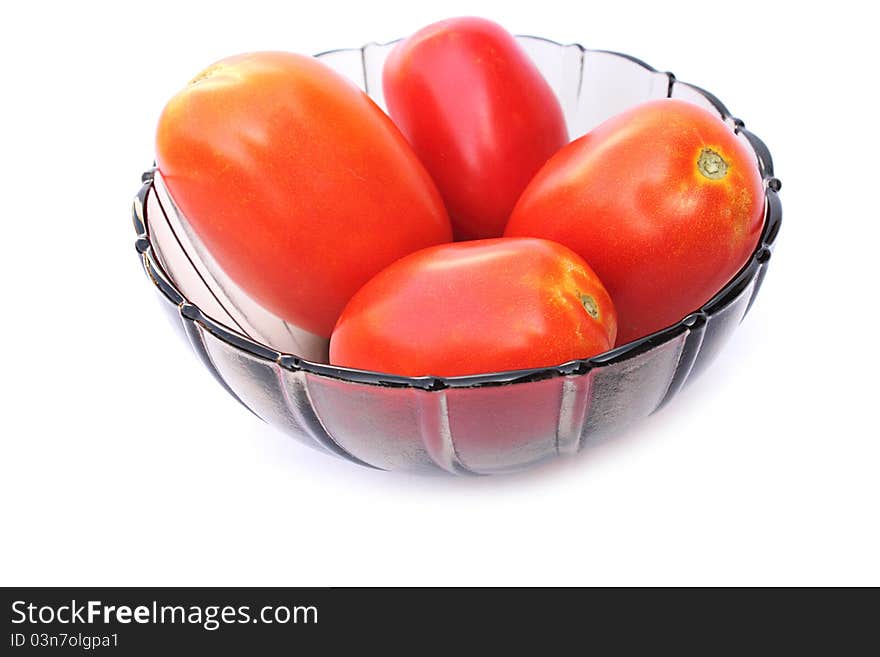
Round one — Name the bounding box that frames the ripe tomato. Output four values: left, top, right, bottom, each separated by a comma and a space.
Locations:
329, 238, 616, 377
383, 17, 569, 241
505, 99, 765, 345
155, 52, 452, 338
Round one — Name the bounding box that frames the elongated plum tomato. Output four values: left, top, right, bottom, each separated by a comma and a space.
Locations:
329, 238, 616, 377
155, 52, 452, 337
382, 17, 569, 240
505, 99, 765, 345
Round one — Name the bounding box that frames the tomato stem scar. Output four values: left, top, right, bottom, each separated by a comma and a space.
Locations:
579, 293, 599, 319
697, 148, 729, 180
188, 64, 225, 86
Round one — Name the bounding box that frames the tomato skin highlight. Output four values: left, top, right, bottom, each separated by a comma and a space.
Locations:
505, 99, 765, 346
155, 52, 452, 338
329, 238, 616, 377
382, 17, 569, 241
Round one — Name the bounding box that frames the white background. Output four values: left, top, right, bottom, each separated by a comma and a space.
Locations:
1, 0, 878, 586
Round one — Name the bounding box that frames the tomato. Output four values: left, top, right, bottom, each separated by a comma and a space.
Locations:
329, 238, 616, 377
382, 17, 569, 241
505, 99, 765, 345
155, 52, 452, 338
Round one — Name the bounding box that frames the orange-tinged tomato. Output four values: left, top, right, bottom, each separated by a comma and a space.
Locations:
505, 99, 765, 345
155, 52, 452, 337
383, 17, 569, 240
329, 238, 616, 377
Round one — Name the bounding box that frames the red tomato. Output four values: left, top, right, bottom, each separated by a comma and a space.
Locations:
505, 99, 765, 345
329, 238, 616, 377
383, 17, 569, 241
155, 52, 452, 337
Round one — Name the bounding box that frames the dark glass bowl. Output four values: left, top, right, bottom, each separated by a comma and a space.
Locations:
132, 36, 781, 474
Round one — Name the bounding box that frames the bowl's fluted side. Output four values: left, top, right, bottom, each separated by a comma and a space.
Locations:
133, 38, 781, 474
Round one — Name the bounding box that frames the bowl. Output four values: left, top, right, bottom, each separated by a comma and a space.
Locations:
132, 36, 782, 474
